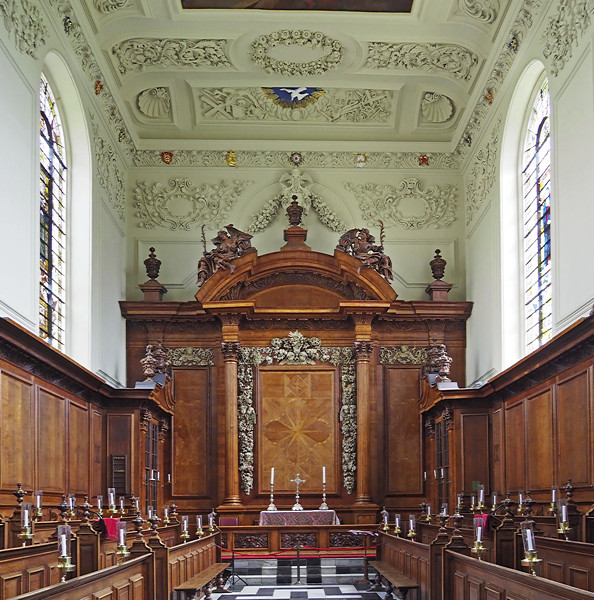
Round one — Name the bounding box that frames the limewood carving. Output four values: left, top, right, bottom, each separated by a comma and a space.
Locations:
379, 346, 427, 365
167, 347, 214, 367
237, 332, 356, 495
196, 224, 255, 288
336, 229, 394, 281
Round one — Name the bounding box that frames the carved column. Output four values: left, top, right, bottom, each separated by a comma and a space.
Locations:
221, 336, 243, 508
353, 339, 374, 505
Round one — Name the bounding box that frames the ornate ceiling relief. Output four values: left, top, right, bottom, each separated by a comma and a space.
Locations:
247, 168, 345, 234
456, 0, 543, 158
112, 38, 230, 74
138, 87, 171, 118
420, 92, 455, 123
134, 178, 252, 230
365, 42, 479, 81
250, 30, 343, 75
198, 87, 392, 123
380, 346, 428, 365
0, 0, 47, 58
238, 332, 356, 495
459, 0, 499, 23
345, 179, 457, 230
134, 149, 459, 169
93, 0, 129, 12
465, 119, 500, 226
48, 0, 134, 156
92, 118, 126, 221
542, 0, 594, 76
167, 347, 214, 367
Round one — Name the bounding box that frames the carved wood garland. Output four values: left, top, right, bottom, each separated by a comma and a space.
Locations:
237, 331, 356, 495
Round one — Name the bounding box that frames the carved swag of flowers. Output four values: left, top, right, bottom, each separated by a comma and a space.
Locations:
237, 331, 356, 495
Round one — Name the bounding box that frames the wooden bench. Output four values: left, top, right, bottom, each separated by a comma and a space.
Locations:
174, 562, 229, 599
369, 560, 420, 600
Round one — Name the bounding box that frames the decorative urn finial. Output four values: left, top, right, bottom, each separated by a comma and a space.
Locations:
144, 247, 161, 280
430, 249, 446, 280
286, 195, 304, 227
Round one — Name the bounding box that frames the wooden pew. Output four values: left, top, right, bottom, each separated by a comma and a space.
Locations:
6, 553, 154, 600
369, 560, 419, 599
174, 562, 228, 599
443, 549, 594, 600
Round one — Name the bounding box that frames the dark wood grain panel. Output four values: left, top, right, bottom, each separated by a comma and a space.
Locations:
526, 390, 553, 490
492, 408, 504, 495
384, 366, 422, 495
38, 387, 66, 492
91, 409, 104, 499
460, 413, 490, 495
504, 402, 525, 492
69, 401, 90, 494
0, 371, 35, 490
557, 370, 590, 484
172, 368, 210, 497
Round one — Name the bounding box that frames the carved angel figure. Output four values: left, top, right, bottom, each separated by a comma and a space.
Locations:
197, 224, 254, 287
336, 228, 394, 281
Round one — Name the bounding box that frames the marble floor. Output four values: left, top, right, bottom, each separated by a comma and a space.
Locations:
212, 583, 386, 599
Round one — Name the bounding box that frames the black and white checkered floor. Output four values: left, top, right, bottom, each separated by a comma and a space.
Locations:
212, 583, 385, 599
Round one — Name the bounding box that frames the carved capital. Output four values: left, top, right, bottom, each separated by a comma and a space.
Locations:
140, 409, 153, 432
221, 341, 241, 361
353, 341, 374, 360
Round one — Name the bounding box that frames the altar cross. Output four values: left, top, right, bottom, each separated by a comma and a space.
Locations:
291, 473, 306, 511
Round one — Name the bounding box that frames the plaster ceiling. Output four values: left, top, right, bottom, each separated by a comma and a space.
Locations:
85, 0, 511, 152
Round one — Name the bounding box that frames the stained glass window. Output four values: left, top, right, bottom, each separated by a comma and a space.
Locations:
39, 75, 67, 350
521, 78, 551, 354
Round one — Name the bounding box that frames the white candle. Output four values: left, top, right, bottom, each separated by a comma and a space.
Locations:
108, 490, 115, 505
423, 471, 427, 480
409, 517, 415, 530
395, 515, 400, 527
209, 514, 213, 527
167, 473, 171, 483
36, 495, 41, 509
182, 517, 188, 532
440, 468, 444, 479
60, 533, 67, 556
526, 530, 535, 552
552, 488, 557, 502
23, 509, 29, 527
426, 504, 431, 516
471, 495, 476, 507
119, 497, 124, 510
476, 526, 482, 542
562, 504, 568, 523
270, 467, 274, 485
198, 515, 202, 528
97, 497, 102, 510
383, 513, 388, 525
433, 469, 437, 479
518, 492, 523, 505
119, 527, 125, 547
164, 507, 169, 519
322, 466, 326, 484
478, 487, 484, 503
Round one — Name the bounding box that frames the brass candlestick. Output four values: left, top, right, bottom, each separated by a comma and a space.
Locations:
521, 551, 542, 576
57, 525, 76, 582
180, 516, 190, 542
394, 514, 401, 536
195, 516, 204, 537
471, 540, 486, 560
18, 526, 34, 546
557, 520, 570, 540
57, 555, 76, 582
267, 483, 277, 511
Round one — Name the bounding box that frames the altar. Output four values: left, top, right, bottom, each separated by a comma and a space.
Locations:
259, 510, 340, 526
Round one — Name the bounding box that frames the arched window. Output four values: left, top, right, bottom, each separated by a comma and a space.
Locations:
39, 74, 67, 350
521, 78, 551, 353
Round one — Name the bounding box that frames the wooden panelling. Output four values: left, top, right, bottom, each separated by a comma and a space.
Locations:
492, 408, 504, 496
504, 402, 525, 492
172, 368, 210, 497
460, 413, 489, 494
0, 371, 35, 490
106, 414, 133, 496
526, 390, 553, 490
69, 401, 90, 494
557, 370, 591, 484
257, 367, 337, 493
37, 387, 66, 492
385, 366, 423, 495
91, 409, 104, 499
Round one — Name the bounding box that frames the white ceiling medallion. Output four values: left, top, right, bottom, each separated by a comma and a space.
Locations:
420, 92, 454, 123
251, 30, 343, 76
137, 87, 171, 118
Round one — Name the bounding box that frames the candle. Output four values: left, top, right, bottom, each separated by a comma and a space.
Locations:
23, 508, 29, 527
433, 469, 437, 479
426, 504, 431, 516
209, 514, 213, 527
182, 516, 188, 532
119, 526, 125, 547
409, 516, 415, 531
322, 466, 326, 484
551, 487, 557, 502
164, 507, 169, 519
478, 486, 484, 503
423, 471, 427, 480
518, 491, 523, 505
441, 503, 448, 516
156, 471, 160, 481
148, 506, 153, 519
457, 493, 463, 506
119, 497, 125, 510
492, 492, 497, 506
198, 515, 202, 528
97, 496, 102, 510
60, 533, 67, 556
476, 526, 482, 543
167, 473, 171, 483
383, 513, 388, 525
471, 494, 476, 507
108, 489, 115, 505
526, 529, 535, 552
561, 504, 568, 523
440, 468, 445, 479
270, 467, 274, 485
35, 492, 42, 509
395, 514, 400, 527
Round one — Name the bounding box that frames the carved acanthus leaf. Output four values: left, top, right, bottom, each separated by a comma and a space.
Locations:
238, 334, 356, 495
198, 87, 392, 124
167, 347, 214, 367
113, 38, 230, 74
542, 0, 594, 76
92, 118, 126, 221
465, 120, 499, 225
93, 0, 129, 12
133, 149, 459, 169
133, 178, 252, 230
0, 0, 47, 58
365, 42, 479, 81
248, 168, 345, 234
345, 178, 457, 230
251, 30, 343, 75
380, 346, 428, 365
459, 0, 499, 23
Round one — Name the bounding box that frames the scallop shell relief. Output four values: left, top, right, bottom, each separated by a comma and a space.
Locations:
138, 87, 171, 118
421, 92, 454, 123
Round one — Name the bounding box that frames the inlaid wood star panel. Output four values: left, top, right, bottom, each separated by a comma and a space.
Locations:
257, 367, 338, 495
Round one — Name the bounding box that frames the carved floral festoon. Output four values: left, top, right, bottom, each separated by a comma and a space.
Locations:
196, 225, 255, 288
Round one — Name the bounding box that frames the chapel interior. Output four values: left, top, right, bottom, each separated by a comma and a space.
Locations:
0, 0, 593, 599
